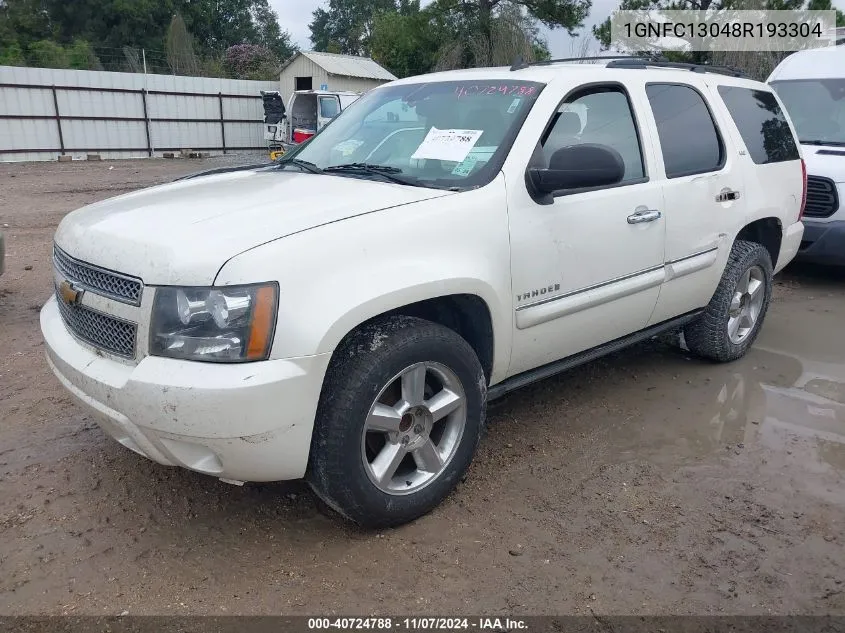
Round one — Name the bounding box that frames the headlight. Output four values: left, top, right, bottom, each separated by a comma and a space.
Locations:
150, 283, 278, 362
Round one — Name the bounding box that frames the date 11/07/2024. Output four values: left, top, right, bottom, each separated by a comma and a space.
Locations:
307, 617, 529, 630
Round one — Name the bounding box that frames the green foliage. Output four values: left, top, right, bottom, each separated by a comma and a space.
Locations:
0, 0, 297, 76
315, 0, 575, 77
27, 40, 71, 68
369, 1, 446, 77
310, 0, 399, 56
0, 42, 26, 66
67, 39, 102, 70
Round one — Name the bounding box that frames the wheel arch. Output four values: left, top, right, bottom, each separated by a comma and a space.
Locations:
736, 217, 782, 269
321, 288, 501, 385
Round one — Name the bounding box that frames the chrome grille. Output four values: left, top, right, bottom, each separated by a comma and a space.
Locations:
805, 176, 839, 219
54, 286, 137, 359
53, 245, 143, 305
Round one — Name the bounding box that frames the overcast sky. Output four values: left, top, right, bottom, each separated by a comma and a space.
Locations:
270, 0, 845, 58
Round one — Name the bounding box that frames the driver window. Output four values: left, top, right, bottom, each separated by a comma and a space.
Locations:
542, 87, 645, 183
319, 97, 340, 119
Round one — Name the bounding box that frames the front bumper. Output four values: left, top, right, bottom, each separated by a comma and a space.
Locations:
41, 296, 331, 482
797, 219, 845, 266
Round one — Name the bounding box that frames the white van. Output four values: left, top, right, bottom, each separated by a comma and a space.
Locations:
262, 90, 360, 159
769, 45, 845, 265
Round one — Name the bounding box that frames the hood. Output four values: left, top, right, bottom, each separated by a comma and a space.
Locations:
802, 145, 845, 184
55, 168, 452, 286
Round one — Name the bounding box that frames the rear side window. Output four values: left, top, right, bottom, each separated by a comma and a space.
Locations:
718, 86, 800, 164
646, 84, 724, 178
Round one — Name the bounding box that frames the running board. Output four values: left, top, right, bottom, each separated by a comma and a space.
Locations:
487, 310, 703, 401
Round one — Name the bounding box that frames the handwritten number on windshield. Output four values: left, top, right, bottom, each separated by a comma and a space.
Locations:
454, 85, 537, 99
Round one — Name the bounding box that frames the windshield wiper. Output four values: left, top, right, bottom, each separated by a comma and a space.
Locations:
275, 158, 323, 173
323, 163, 424, 187
800, 140, 845, 147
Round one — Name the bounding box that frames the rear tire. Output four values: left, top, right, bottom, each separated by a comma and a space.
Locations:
307, 316, 486, 528
684, 240, 773, 362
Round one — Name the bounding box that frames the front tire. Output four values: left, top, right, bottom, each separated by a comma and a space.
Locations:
684, 240, 773, 362
307, 316, 486, 528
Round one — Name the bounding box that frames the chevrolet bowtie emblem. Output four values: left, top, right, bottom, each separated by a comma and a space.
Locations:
59, 280, 83, 305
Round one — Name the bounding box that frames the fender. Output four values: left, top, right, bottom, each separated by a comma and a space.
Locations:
215, 176, 515, 384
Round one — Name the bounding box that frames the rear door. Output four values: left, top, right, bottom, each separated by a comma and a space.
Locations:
641, 81, 748, 326
713, 82, 803, 232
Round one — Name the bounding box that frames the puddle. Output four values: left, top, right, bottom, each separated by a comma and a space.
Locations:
511, 302, 845, 481
595, 300, 845, 483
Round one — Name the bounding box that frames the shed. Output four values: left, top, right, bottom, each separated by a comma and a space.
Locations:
279, 51, 397, 104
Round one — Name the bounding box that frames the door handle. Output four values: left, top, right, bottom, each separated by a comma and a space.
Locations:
716, 189, 741, 202
627, 209, 662, 224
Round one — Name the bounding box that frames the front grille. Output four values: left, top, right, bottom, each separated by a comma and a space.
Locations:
55, 286, 137, 359
53, 245, 143, 305
805, 176, 840, 218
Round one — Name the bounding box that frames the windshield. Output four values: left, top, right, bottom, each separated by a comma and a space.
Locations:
283, 79, 545, 188
770, 79, 845, 145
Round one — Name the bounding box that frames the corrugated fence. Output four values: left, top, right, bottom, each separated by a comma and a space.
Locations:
0, 66, 278, 162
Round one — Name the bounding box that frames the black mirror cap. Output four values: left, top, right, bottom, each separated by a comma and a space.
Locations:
528, 143, 625, 196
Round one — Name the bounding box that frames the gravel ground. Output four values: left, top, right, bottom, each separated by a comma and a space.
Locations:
1, 158, 844, 616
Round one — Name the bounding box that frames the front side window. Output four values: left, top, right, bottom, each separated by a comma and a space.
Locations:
543, 86, 645, 183
319, 97, 340, 119
646, 83, 724, 178
718, 86, 800, 164
770, 79, 845, 146
284, 80, 544, 189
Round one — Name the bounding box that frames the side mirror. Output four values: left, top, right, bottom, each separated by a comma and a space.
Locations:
528, 143, 625, 195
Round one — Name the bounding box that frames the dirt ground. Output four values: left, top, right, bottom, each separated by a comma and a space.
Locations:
1, 158, 844, 617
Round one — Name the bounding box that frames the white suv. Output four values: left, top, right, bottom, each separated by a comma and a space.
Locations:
41, 58, 806, 527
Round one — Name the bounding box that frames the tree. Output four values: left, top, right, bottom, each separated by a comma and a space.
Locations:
321, 0, 559, 74
0, 0, 297, 74
224, 43, 279, 80
426, 0, 559, 69
370, 1, 446, 77
310, 0, 398, 56
165, 13, 201, 75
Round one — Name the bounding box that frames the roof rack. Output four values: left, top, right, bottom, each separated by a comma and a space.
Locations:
509, 54, 748, 79
605, 58, 748, 78
510, 54, 652, 71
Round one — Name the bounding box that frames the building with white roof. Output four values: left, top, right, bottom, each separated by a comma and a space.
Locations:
279, 51, 398, 103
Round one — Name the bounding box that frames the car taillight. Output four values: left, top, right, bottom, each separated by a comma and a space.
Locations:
799, 158, 807, 221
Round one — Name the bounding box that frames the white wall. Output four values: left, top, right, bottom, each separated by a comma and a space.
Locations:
0, 66, 279, 162
280, 55, 330, 104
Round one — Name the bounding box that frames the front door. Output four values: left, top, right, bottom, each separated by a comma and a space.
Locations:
318, 95, 341, 130
506, 81, 667, 376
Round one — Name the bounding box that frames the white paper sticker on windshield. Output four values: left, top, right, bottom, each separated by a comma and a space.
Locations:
411, 128, 484, 163
507, 98, 521, 114
333, 139, 364, 156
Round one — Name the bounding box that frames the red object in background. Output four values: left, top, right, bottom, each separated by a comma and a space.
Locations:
798, 158, 807, 221
293, 129, 315, 144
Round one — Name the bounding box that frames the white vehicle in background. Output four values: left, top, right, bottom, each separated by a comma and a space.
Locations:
769, 44, 845, 266
262, 89, 360, 159
43, 58, 805, 528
